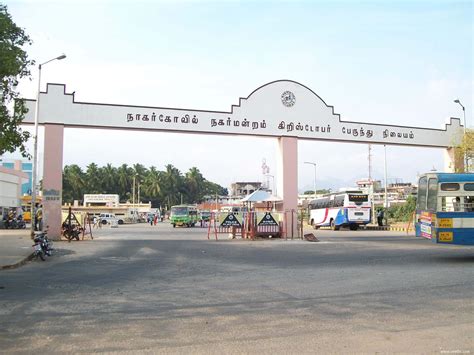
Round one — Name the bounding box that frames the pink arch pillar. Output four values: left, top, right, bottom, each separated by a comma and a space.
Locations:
277, 136, 299, 237
42, 124, 64, 240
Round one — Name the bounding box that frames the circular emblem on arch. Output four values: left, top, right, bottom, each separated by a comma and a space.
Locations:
281, 91, 296, 107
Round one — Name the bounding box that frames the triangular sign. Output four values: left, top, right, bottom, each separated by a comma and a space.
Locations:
220, 213, 242, 227
258, 212, 278, 226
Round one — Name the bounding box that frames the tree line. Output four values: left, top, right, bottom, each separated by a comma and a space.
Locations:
62, 163, 228, 208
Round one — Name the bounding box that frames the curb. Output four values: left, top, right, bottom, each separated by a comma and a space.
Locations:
365, 226, 414, 232
1, 253, 35, 270
316, 226, 415, 232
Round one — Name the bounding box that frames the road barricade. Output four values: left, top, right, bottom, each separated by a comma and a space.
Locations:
207, 211, 300, 240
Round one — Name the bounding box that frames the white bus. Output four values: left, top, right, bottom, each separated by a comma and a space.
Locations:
308, 191, 371, 230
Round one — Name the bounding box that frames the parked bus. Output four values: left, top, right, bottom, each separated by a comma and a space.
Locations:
170, 205, 198, 228
415, 173, 474, 245
308, 191, 371, 230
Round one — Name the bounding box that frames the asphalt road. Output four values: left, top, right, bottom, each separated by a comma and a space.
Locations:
1, 223, 472, 354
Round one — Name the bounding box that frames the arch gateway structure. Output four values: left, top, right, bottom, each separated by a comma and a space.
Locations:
23, 80, 464, 239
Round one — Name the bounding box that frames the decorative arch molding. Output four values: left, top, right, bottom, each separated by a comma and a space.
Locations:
23, 80, 463, 148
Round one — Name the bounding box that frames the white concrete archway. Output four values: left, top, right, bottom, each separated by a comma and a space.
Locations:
23, 80, 464, 238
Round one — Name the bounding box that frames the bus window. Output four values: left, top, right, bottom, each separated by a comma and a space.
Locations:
465, 196, 474, 212
440, 183, 460, 191
441, 196, 464, 212
464, 183, 474, 191
427, 178, 438, 211
334, 195, 345, 207
417, 176, 428, 210
348, 194, 368, 206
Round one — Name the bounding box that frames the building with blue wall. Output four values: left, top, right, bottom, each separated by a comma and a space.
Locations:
1, 159, 33, 196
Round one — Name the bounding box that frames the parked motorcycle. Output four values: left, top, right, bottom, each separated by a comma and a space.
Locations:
16, 216, 26, 229
3, 216, 26, 229
33, 231, 53, 261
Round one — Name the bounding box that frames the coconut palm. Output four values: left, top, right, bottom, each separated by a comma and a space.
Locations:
62, 162, 228, 208
116, 164, 132, 200
85, 163, 102, 193
63, 165, 85, 203
143, 166, 162, 198
162, 164, 183, 206
185, 167, 204, 203
100, 163, 117, 194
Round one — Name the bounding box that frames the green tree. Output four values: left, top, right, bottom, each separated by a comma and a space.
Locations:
387, 195, 417, 222
132, 163, 147, 180
185, 167, 204, 203
62, 164, 85, 203
0, 5, 34, 157
116, 164, 132, 201
85, 162, 102, 193
143, 166, 161, 197
162, 164, 182, 207
100, 163, 117, 194
458, 129, 474, 172
203, 180, 228, 196
61, 162, 228, 208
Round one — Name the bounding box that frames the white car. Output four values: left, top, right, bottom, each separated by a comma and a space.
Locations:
99, 213, 124, 225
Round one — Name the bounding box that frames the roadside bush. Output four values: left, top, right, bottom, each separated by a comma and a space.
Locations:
387, 196, 416, 222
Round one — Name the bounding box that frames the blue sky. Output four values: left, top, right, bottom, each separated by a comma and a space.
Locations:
4, 0, 473, 192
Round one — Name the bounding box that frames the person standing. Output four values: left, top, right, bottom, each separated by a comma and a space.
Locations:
35, 204, 43, 231
377, 209, 384, 227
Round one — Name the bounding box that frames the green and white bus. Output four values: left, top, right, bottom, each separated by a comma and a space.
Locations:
170, 205, 198, 228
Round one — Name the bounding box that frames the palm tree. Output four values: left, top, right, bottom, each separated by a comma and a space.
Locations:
63, 165, 85, 203
144, 166, 162, 198
100, 163, 117, 194
116, 164, 131, 201
62, 162, 228, 208
162, 164, 182, 206
132, 163, 147, 180
85, 163, 102, 193
185, 167, 204, 203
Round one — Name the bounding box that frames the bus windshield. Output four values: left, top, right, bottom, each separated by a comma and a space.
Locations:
171, 207, 188, 215
348, 194, 368, 204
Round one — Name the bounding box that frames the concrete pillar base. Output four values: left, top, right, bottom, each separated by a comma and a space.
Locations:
42, 124, 64, 240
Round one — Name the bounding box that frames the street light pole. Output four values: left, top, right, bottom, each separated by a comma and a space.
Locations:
454, 99, 468, 171
137, 181, 141, 206
384, 145, 388, 209
132, 175, 137, 222
304, 162, 317, 197
30, 54, 66, 237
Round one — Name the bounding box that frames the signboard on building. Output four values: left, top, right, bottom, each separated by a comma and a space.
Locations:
83, 194, 119, 207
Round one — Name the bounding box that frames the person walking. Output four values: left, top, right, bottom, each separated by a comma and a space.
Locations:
377, 208, 384, 227
93, 216, 99, 229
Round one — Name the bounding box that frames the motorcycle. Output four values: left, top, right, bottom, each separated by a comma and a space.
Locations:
12, 217, 26, 229
17, 219, 26, 229
33, 231, 53, 261
3, 217, 26, 229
